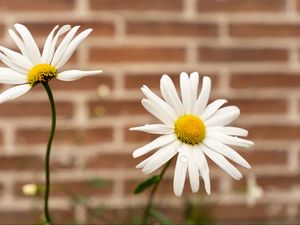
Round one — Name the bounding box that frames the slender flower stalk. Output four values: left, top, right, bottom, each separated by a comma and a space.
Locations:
141, 159, 172, 225
43, 82, 56, 225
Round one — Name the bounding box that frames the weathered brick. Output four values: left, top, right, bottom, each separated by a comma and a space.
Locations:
16, 127, 113, 144
257, 174, 300, 191
124, 72, 219, 90
248, 126, 300, 140
243, 150, 287, 166
0, 155, 73, 171
24, 21, 115, 37
0, 101, 73, 118
230, 23, 300, 38
89, 100, 145, 117
85, 153, 136, 169
198, 47, 288, 62
0, 0, 75, 11
51, 74, 114, 91
126, 21, 218, 37
229, 98, 287, 114
231, 73, 300, 89
125, 128, 157, 143
90, 47, 185, 63
197, 0, 285, 12
90, 0, 183, 11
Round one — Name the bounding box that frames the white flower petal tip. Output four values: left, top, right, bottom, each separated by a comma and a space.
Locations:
57, 70, 103, 81
0, 84, 31, 104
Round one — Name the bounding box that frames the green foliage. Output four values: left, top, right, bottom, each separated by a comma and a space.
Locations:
134, 175, 161, 194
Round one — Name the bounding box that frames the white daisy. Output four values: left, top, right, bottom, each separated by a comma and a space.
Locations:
130, 72, 254, 197
0, 23, 102, 103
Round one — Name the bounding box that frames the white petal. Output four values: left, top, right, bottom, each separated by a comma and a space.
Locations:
51, 26, 80, 66
194, 146, 211, 194
14, 23, 42, 64
42, 25, 59, 62
206, 126, 248, 137
55, 29, 92, 69
160, 74, 184, 116
201, 99, 227, 121
0, 84, 31, 103
141, 85, 177, 121
203, 138, 251, 168
188, 147, 199, 193
8, 29, 29, 59
141, 99, 174, 127
202, 145, 243, 180
189, 72, 199, 106
173, 144, 189, 197
132, 134, 176, 158
193, 76, 211, 116
0, 52, 27, 74
206, 132, 254, 148
180, 72, 192, 114
0, 68, 27, 84
45, 25, 71, 64
0, 46, 33, 70
130, 124, 174, 135
205, 106, 240, 127
142, 141, 179, 174
57, 70, 103, 81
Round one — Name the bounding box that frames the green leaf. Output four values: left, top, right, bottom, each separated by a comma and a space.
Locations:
134, 175, 161, 194
150, 209, 174, 225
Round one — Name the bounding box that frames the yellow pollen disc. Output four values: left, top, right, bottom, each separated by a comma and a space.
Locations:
174, 114, 206, 145
27, 64, 57, 86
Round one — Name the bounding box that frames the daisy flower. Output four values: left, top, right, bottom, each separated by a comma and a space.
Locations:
130, 72, 254, 197
0, 23, 102, 103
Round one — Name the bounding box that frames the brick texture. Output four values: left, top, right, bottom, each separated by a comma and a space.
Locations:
0, 0, 299, 224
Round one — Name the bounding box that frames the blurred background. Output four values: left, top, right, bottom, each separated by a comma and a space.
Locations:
0, 0, 299, 224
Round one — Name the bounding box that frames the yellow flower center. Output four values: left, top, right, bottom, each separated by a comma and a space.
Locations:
27, 64, 57, 86
174, 115, 206, 145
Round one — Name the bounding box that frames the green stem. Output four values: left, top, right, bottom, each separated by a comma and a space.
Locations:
43, 82, 56, 225
140, 159, 172, 225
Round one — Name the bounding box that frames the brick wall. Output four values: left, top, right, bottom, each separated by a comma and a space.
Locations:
0, 0, 299, 224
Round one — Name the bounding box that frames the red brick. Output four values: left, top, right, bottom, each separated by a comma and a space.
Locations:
231, 73, 300, 89
229, 98, 287, 114
24, 21, 115, 37
89, 100, 145, 117
51, 74, 114, 91
0, 0, 75, 11
16, 127, 113, 144
230, 23, 300, 38
85, 153, 136, 169
257, 174, 300, 190
0, 155, 73, 171
248, 126, 300, 140
126, 21, 218, 37
197, 0, 285, 12
243, 150, 287, 166
124, 72, 219, 90
90, 47, 185, 63
125, 128, 157, 143
0, 101, 73, 118
0, 209, 74, 225
90, 0, 183, 11
198, 47, 288, 62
